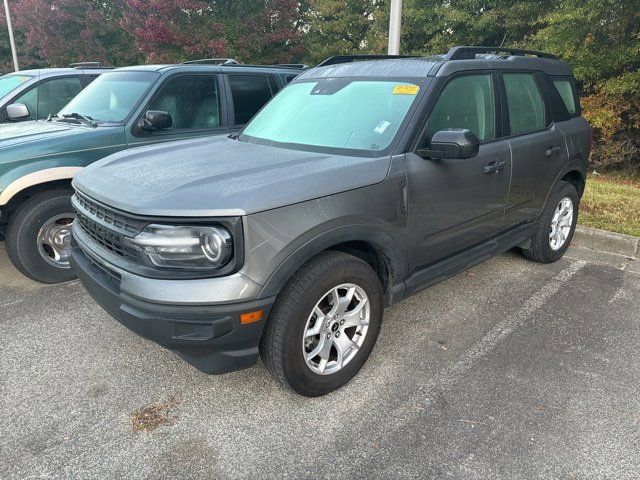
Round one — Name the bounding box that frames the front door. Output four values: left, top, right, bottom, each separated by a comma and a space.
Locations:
406, 73, 511, 270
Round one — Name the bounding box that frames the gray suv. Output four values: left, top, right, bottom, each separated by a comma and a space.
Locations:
70, 47, 591, 396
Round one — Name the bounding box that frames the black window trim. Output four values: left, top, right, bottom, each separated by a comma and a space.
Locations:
131, 72, 228, 138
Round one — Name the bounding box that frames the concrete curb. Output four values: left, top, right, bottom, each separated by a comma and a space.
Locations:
573, 225, 639, 259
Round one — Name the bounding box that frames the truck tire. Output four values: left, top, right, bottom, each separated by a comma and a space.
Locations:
521, 181, 579, 264
260, 251, 384, 397
6, 190, 77, 283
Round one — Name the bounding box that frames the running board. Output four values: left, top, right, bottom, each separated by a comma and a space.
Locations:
402, 222, 537, 299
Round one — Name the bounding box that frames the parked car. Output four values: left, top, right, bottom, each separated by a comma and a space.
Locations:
0, 63, 111, 123
70, 47, 590, 396
0, 60, 304, 283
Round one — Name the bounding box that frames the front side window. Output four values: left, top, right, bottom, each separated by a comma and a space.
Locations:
35, 77, 83, 119
241, 79, 421, 152
229, 75, 274, 125
503, 73, 545, 134
59, 71, 159, 123
0, 74, 32, 99
148, 75, 220, 130
426, 74, 495, 142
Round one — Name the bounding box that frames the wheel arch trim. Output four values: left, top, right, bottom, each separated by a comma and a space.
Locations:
0, 166, 82, 206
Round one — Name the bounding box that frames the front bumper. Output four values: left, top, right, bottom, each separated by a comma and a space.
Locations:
70, 243, 275, 374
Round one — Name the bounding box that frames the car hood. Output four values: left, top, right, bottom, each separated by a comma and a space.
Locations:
0, 120, 91, 150
74, 137, 392, 217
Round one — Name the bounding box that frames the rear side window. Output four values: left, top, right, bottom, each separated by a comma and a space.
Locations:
229, 75, 274, 125
553, 78, 578, 115
427, 74, 495, 142
503, 73, 545, 134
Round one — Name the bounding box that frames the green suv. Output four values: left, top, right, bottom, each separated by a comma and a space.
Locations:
0, 61, 302, 283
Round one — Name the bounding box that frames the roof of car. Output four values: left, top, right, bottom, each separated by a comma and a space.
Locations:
298, 47, 574, 80
6, 67, 113, 77
113, 64, 306, 74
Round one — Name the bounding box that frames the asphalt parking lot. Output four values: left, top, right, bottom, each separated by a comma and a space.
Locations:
1, 242, 639, 479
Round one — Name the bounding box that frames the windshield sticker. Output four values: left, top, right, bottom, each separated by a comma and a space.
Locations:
374, 120, 392, 134
393, 84, 419, 95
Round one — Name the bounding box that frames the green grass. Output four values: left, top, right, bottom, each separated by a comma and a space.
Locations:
579, 174, 640, 237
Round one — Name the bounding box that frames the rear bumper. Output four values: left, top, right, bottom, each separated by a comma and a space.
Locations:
70, 243, 275, 374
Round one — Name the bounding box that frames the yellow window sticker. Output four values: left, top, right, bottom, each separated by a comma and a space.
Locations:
393, 84, 419, 95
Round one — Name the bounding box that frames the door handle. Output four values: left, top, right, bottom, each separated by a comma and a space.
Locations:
546, 146, 562, 157
483, 160, 506, 174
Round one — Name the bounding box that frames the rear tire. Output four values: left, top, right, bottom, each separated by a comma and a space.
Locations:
521, 181, 579, 263
260, 251, 383, 397
6, 190, 77, 284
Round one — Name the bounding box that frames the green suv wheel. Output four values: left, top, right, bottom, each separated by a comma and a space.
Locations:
260, 251, 384, 397
6, 190, 77, 284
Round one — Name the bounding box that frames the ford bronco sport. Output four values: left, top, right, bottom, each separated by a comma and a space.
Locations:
70, 47, 591, 396
0, 60, 303, 283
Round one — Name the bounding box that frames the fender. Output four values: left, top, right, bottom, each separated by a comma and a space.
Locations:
538, 157, 587, 217
0, 166, 83, 206
258, 223, 408, 305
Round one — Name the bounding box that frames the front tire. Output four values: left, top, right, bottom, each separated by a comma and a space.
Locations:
521, 181, 579, 263
6, 190, 77, 283
260, 251, 384, 397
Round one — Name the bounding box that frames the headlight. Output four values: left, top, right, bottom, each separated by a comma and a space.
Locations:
125, 224, 233, 270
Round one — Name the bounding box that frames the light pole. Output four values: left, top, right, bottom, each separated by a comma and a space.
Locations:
3, 0, 19, 71
387, 0, 402, 55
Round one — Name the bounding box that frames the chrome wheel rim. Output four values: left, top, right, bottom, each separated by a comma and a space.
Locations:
302, 283, 370, 375
37, 213, 75, 268
549, 197, 574, 251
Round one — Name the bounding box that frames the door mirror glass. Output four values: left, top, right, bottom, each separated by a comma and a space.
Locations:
419, 128, 480, 160
6, 103, 30, 120
140, 110, 173, 130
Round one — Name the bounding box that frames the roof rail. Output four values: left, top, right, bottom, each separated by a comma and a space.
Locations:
445, 46, 557, 61
271, 63, 310, 69
317, 54, 416, 68
181, 58, 239, 65
69, 62, 104, 68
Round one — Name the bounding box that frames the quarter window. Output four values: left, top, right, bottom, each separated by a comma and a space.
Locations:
553, 79, 577, 115
503, 73, 545, 134
229, 75, 274, 125
427, 74, 495, 142
148, 75, 220, 130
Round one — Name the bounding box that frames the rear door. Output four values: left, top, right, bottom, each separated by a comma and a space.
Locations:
406, 72, 511, 269
501, 71, 569, 226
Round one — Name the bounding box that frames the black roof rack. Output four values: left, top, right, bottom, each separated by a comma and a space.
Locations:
181, 58, 239, 65
69, 62, 104, 68
317, 54, 417, 68
271, 63, 309, 69
445, 46, 557, 61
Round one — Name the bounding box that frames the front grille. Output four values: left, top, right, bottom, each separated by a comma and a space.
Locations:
73, 192, 144, 261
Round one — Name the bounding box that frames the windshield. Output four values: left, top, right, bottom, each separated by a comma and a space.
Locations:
0, 74, 33, 98
241, 79, 421, 152
58, 71, 159, 123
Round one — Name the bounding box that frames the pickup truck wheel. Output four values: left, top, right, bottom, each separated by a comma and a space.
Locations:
6, 190, 77, 283
260, 251, 383, 397
521, 181, 579, 263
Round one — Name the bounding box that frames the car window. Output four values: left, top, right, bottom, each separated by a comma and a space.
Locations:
553, 79, 577, 115
242, 79, 420, 152
503, 73, 545, 134
59, 71, 159, 123
229, 75, 274, 125
0, 74, 33, 98
13, 77, 84, 120
426, 74, 495, 142
148, 75, 220, 130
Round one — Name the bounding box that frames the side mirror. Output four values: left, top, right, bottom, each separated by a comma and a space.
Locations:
417, 128, 480, 160
6, 103, 30, 120
139, 110, 172, 131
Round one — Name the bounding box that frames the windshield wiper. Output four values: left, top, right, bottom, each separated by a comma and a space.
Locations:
61, 112, 98, 127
